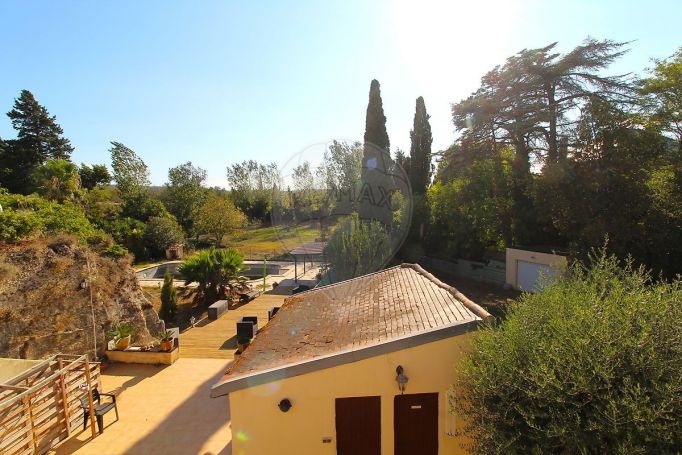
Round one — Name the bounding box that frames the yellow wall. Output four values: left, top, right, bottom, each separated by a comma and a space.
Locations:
229, 334, 473, 455
0, 358, 41, 383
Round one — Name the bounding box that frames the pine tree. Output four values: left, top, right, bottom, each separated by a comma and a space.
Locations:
2, 90, 74, 194
363, 79, 390, 154
408, 96, 433, 195
159, 271, 177, 323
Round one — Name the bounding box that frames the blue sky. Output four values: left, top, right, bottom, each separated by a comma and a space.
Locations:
0, 0, 679, 187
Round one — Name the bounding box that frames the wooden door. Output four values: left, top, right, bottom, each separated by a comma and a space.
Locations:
335, 396, 381, 455
394, 393, 438, 455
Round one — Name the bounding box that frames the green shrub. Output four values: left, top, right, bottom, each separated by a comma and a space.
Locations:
102, 244, 129, 258
457, 252, 682, 454
0, 209, 42, 241
0, 193, 102, 242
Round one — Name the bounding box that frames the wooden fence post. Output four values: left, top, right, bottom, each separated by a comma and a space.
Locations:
22, 394, 38, 453
57, 359, 71, 437
83, 357, 97, 439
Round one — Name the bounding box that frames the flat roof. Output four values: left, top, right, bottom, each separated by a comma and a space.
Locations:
289, 241, 327, 255
211, 263, 491, 397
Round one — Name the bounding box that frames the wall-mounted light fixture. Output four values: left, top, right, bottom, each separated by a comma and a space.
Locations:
278, 398, 292, 413
396, 365, 409, 394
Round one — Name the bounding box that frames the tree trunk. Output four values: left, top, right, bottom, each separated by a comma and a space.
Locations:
546, 84, 558, 164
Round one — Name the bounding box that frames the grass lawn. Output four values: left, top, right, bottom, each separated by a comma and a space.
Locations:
225, 222, 324, 259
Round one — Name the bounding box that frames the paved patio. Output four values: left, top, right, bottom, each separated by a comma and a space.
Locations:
49, 358, 232, 455
49, 273, 322, 455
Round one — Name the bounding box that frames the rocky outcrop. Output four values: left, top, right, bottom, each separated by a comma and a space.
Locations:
0, 237, 162, 359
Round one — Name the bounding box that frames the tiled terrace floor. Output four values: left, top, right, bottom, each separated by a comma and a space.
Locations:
49, 358, 232, 455
50, 269, 320, 455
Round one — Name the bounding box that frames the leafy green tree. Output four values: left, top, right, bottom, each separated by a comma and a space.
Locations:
323, 213, 391, 282
1, 90, 74, 194
178, 248, 244, 303
641, 47, 682, 152
195, 193, 246, 246
427, 149, 514, 259
33, 158, 81, 202
159, 270, 178, 323
143, 216, 184, 257
79, 164, 112, 190
164, 162, 207, 232
110, 141, 150, 198
457, 252, 682, 454
408, 96, 433, 195
122, 192, 170, 222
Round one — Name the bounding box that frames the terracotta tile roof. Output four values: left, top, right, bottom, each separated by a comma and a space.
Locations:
212, 264, 490, 395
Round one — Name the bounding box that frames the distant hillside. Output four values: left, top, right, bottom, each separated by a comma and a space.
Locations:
0, 237, 162, 359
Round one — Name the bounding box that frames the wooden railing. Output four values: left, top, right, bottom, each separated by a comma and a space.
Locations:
0, 354, 101, 455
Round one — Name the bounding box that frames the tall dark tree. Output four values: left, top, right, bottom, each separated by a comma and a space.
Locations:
363, 79, 390, 153
408, 96, 433, 195
1, 90, 74, 194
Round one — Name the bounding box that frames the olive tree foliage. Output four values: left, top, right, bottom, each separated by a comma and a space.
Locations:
226, 160, 280, 222
317, 140, 363, 194
456, 251, 682, 455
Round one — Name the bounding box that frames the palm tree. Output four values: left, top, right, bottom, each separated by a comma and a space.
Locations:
33, 158, 81, 202
178, 248, 244, 304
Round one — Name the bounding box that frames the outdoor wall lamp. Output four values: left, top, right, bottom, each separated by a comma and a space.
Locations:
396, 365, 409, 394
278, 398, 293, 413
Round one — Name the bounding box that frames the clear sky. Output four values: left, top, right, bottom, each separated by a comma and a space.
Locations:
0, 0, 679, 187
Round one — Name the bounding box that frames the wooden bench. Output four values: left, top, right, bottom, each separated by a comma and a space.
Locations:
237, 289, 260, 303
208, 300, 229, 320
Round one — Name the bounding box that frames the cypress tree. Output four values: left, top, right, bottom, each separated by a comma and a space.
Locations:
2, 90, 74, 194
408, 96, 433, 195
363, 79, 390, 154
360, 79, 392, 224
159, 271, 178, 323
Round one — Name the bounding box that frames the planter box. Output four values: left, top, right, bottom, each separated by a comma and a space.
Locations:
106, 346, 179, 365
208, 300, 229, 320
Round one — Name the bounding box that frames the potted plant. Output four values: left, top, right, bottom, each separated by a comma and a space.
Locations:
111, 323, 132, 350
159, 330, 174, 352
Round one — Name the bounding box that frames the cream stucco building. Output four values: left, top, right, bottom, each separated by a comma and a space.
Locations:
211, 263, 491, 455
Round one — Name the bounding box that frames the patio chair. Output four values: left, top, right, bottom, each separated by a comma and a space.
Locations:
80, 387, 119, 434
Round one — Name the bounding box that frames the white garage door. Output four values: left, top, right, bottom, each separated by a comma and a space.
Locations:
517, 260, 556, 292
